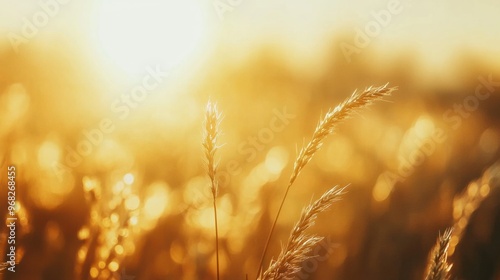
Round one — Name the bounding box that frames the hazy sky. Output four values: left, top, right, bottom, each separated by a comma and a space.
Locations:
1, 0, 499, 73
219, 0, 500, 66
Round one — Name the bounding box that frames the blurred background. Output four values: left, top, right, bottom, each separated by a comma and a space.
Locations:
1, 0, 500, 279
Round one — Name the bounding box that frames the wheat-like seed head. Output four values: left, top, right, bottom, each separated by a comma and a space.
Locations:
203, 101, 222, 197
203, 100, 223, 280
257, 85, 396, 278
262, 186, 347, 279
425, 228, 453, 280
289, 84, 397, 186
264, 235, 323, 280
449, 162, 500, 256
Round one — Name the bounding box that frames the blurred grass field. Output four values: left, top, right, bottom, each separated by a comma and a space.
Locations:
1, 0, 500, 279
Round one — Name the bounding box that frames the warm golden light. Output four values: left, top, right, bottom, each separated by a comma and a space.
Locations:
372, 174, 393, 202
95, 0, 206, 75
2, 0, 500, 279
125, 195, 140, 210
144, 183, 169, 220
38, 141, 61, 169
265, 146, 289, 175
123, 173, 135, 185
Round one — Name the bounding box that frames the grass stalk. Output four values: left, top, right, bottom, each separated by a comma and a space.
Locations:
425, 228, 453, 280
256, 85, 397, 277
203, 101, 222, 280
262, 185, 346, 279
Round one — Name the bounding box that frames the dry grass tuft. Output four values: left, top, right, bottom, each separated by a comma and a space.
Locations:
423, 162, 500, 280
425, 228, 453, 280
203, 100, 223, 280
289, 84, 397, 186
261, 186, 346, 280
258, 84, 397, 275
203, 101, 222, 199
450, 161, 500, 256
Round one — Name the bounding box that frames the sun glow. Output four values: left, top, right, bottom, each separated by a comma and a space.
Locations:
96, 0, 206, 75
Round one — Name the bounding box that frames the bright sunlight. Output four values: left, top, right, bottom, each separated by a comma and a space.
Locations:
96, 0, 206, 75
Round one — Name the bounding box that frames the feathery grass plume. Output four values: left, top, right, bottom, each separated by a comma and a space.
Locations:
449, 161, 500, 256
425, 228, 453, 280
203, 100, 222, 280
257, 84, 397, 276
261, 185, 346, 280
289, 84, 396, 186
